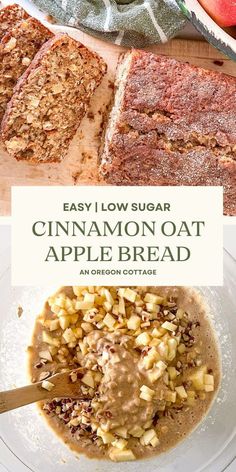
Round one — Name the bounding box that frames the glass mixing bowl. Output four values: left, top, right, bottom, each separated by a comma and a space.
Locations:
0, 251, 236, 472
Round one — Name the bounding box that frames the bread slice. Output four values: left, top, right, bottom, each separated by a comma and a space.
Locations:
0, 3, 29, 40
100, 50, 236, 216
1, 33, 107, 163
0, 17, 53, 121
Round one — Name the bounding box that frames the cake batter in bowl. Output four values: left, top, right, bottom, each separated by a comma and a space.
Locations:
0, 251, 235, 471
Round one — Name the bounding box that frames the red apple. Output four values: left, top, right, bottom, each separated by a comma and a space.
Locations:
199, 0, 236, 27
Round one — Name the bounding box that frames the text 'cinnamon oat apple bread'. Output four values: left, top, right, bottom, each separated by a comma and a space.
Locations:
1, 33, 107, 163
0, 3, 29, 40
0, 17, 53, 121
100, 50, 236, 216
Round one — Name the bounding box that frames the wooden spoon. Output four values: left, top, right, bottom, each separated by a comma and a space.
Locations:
0, 368, 88, 414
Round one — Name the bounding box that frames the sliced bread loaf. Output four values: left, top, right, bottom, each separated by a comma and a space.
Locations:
0, 17, 53, 121
0, 3, 29, 40
100, 50, 236, 216
1, 33, 107, 163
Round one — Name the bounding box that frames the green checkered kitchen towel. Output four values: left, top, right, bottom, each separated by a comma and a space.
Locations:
32, 0, 186, 47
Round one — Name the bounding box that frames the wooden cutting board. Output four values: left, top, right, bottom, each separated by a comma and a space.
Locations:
0, 23, 235, 216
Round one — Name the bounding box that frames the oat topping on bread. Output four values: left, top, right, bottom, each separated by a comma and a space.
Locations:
0, 3, 29, 40
1, 33, 107, 163
0, 17, 52, 121
100, 50, 236, 216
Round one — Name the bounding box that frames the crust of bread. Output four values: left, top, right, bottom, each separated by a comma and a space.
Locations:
100, 50, 236, 216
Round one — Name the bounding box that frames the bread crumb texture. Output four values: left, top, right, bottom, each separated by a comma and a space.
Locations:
0, 17, 52, 121
1, 33, 106, 163
0, 4, 29, 40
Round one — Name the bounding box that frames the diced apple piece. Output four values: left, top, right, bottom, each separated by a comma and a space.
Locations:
97, 428, 115, 444
189, 366, 207, 390
161, 321, 177, 332
168, 338, 177, 361
205, 384, 214, 392
59, 315, 71, 330
117, 288, 126, 298
103, 313, 116, 328
204, 374, 214, 386
144, 293, 164, 304
113, 427, 128, 438
129, 425, 145, 438
176, 308, 185, 319
109, 448, 135, 462
62, 328, 76, 344
88, 286, 95, 293
147, 368, 162, 383
69, 314, 79, 324
75, 300, 94, 310
53, 295, 66, 308
149, 338, 161, 347
58, 308, 68, 317
127, 315, 141, 330
78, 340, 88, 356
152, 327, 163, 338
157, 341, 168, 359
175, 385, 188, 399
49, 345, 58, 356
94, 372, 103, 383
118, 297, 126, 315
167, 366, 178, 380
41, 380, 54, 391
111, 439, 128, 450
81, 371, 94, 388
103, 301, 113, 312
81, 322, 93, 333
69, 417, 80, 427
156, 360, 167, 372
42, 331, 60, 347
123, 288, 137, 303
187, 391, 196, 406
73, 327, 83, 338
140, 385, 155, 396
178, 343, 186, 354
102, 288, 114, 305
73, 286, 87, 296
84, 293, 95, 303
146, 303, 159, 313
142, 347, 159, 369
49, 319, 60, 331
140, 429, 157, 446
150, 435, 160, 447
135, 332, 151, 347
165, 391, 177, 403
112, 304, 119, 316
140, 391, 152, 401
135, 306, 142, 314
39, 350, 52, 362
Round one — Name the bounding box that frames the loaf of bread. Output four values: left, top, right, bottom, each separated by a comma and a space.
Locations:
1, 33, 107, 162
0, 3, 29, 40
100, 50, 236, 215
0, 17, 52, 121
